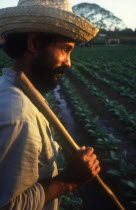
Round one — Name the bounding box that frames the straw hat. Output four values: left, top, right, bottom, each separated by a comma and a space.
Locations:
0, 0, 99, 42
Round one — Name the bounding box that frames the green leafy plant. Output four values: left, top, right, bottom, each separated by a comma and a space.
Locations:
60, 192, 83, 210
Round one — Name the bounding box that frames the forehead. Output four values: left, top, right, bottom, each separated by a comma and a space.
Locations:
49, 39, 75, 49
56, 40, 75, 46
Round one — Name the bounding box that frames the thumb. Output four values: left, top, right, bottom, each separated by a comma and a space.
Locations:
80, 146, 86, 150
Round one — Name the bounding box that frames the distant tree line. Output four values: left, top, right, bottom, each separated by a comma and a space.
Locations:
100, 28, 136, 38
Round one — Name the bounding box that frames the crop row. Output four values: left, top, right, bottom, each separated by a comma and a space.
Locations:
73, 62, 136, 102
74, 59, 136, 90
84, 59, 136, 81
69, 67, 136, 133
60, 76, 136, 207
60, 76, 120, 148
102, 67, 136, 90
71, 46, 136, 91
72, 46, 136, 80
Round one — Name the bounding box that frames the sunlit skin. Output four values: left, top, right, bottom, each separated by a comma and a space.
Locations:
31, 40, 75, 93
13, 34, 75, 93
13, 33, 100, 205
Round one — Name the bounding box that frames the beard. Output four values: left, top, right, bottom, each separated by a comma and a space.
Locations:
30, 54, 67, 93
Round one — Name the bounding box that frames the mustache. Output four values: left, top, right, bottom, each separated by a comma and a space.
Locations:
55, 66, 68, 74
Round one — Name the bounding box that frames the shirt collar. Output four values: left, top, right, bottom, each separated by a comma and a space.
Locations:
2, 68, 18, 85
2, 68, 49, 104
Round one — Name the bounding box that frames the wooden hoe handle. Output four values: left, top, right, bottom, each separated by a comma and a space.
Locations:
16, 72, 125, 210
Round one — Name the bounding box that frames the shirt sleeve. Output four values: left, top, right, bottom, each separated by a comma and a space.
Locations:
1, 183, 45, 210
0, 119, 43, 208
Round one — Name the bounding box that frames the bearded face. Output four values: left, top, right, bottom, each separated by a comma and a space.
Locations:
30, 40, 75, 93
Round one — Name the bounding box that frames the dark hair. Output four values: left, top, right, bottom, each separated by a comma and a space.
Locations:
2, 32, 75, 59
2, 33, 28, 59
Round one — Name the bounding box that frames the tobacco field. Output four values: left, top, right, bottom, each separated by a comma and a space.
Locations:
49, 46, 136, 210
0, 45, 136, 210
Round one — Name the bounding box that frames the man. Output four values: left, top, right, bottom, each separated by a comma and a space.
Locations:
0, 0, 100, 209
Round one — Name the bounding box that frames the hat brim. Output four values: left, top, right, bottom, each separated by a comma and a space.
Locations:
0, 6, 99, 42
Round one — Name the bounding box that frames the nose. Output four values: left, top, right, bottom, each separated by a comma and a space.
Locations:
64, 54, 71, 68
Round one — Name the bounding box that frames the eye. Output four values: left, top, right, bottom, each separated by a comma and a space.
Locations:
63, 48, 68, 52
60, 44, 74, 53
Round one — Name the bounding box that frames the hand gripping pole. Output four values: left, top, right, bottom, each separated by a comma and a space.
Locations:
16, 71, 125, 210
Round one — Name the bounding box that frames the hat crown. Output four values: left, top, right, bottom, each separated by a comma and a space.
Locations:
18, 0, 72, 12
0, 0, 99, 42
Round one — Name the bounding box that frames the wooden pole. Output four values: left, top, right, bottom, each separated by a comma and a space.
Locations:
16, 71, 125, 210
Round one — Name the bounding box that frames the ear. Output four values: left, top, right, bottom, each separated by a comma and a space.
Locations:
27, 33, 39, 54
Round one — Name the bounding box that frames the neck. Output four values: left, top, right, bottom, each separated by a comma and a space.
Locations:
13, 54, 33, 80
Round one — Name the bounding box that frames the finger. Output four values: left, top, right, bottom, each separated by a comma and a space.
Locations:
80, 148, 94, 162
93, 166, 101, 176
77, 146, 86, 156
84, 147, 94, 157
91, 159, 99, 171
86, 154, 97, 169
89, 153, 97, 165
80, 146, 86, 150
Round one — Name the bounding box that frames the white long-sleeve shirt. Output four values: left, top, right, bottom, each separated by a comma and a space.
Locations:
0, 68, 59, 210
